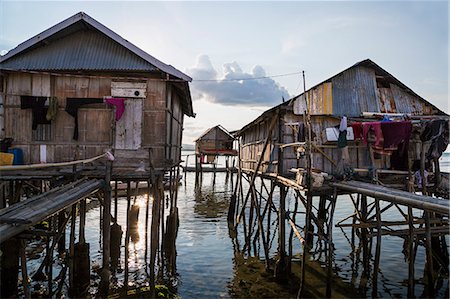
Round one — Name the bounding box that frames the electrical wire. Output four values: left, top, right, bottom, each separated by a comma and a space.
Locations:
193, 71, 302, 82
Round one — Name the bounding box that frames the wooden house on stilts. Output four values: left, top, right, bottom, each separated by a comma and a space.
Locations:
0, 12, 194, 297
238, 59, 448, 189
229, 59, 449, 297
192, 125, 237, 176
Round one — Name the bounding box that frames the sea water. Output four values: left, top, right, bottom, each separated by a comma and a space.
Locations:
22, 151, 449, 298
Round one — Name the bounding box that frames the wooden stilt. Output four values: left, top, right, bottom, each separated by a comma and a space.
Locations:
20, 239, 30, 299
114, 181, 118, 221
149, 176, 162, 298
57, 211, 66, 255
371, 197, 382, 298
68, 205, 76, 294
145, 179, 151, 271
407, 206, 415, 298
275, 184, 287, 280
325, 188, 337, 298
124, 181, 131, 287
424, 211, 434, 297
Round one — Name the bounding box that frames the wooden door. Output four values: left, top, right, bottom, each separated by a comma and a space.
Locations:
115, 99, 142, 150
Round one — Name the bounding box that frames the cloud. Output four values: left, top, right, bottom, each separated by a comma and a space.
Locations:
187, 55, 290, 107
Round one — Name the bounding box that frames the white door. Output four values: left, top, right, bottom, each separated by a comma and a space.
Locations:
114, 99, 142, 150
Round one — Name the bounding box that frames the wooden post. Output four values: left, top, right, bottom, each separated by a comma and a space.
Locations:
114, 181, 118, 221
371, 197, 382, 298
326, 189, 337, 298
124, 181, 131, 287
57, 211, 66, 254
149, 176, 162, 298
424, 211, 434, 297
360, 194, 369, 274
79, 199, 86, 244
100, 160, 112, 296
407, 206, 415, 298
145, 180, 151, 270
236, 116, 277, 225
20, 240, 30, 299
420, 141, 427, 195
275, 184, 287, 280
69, 205, 76, 294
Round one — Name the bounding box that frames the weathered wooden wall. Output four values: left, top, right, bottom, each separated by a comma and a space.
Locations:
239, 110, 372, 176
2, 72, 183, 169
240, 115, 280, 174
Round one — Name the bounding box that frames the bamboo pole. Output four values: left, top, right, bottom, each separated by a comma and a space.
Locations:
236, 115, 278, 225
0, 152, 110, 171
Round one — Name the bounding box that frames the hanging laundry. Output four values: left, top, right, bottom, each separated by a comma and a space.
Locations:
420, 119, 449, 160
297, 123, 305, 142
65, 98, 104, 140
46, 97, 59, 121
362, 122, 384, 149
381, 121, 412, 153
350, 122, 363, 140
105, 97, 127, 121
20, 96, 51, 130
338, 116, 348, 148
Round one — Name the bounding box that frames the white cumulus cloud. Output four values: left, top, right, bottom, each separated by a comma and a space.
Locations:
187, 55, 290, 107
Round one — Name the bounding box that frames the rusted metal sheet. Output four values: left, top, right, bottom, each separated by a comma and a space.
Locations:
390, 83, 435, 115
377, 87, 397, 113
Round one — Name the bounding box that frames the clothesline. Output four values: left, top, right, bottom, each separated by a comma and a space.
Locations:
0, 151, 114, 171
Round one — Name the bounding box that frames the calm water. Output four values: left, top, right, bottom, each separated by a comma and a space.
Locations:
24, 152, 449, 298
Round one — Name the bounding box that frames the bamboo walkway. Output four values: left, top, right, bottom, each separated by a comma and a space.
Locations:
330, 180, 450, 215
0, 178, 104, 243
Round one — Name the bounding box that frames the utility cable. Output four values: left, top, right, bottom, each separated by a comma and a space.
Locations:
193, 71, 302, 82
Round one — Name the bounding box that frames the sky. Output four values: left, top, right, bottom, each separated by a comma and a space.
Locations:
0, 0, 448, 144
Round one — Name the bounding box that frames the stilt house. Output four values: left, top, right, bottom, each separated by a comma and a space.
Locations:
237, 59, 448, 187
0, 12, 194, 175
195, 125, 237, 159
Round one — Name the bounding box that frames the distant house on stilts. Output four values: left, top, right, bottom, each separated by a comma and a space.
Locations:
191, 125, 237, 175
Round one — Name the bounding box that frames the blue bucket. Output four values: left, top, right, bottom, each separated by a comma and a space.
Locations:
7, 148, 24, 165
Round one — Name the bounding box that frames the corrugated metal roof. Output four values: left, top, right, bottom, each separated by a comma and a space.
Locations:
0, 12, 192, 81
331, 66, 379, 117
0, 28, 157, 71
290, 59, 445, 116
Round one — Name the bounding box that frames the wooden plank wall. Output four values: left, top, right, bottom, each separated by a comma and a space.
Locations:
3, 72, 182, 169
164, 84, 183, 165
281, 113, 371, 175
240, 116, 280, 173
0, 75, 5, 139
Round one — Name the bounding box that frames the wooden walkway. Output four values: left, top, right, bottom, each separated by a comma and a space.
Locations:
330, 180, 450, 215
0, 178, 104, 243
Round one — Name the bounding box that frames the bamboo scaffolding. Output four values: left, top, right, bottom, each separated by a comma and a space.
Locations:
330, 181, 449, 215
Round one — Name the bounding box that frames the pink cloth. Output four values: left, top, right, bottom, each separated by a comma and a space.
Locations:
105, 98, 126, 121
